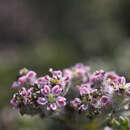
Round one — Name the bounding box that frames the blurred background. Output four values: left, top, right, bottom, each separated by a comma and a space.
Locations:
0, 0, 130, 130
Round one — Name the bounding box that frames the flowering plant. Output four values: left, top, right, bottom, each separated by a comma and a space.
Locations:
10, 63, 130, 129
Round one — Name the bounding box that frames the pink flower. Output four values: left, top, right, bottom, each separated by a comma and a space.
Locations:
37, 97, 47, 105
100, 96, 112, 108
125, 83, 130, 89
41, 85, 50, 96
18, 76, 27, 84
103, 85, 114, 95
52, 85, 62, 96
79, 86, 90, 96
71, 98, 81, 109
79, 104, 88, 111
27, 88, 33, 97
72, 63, 90, 78
47, 103, 57, 111
20, 87, 27, 96
24, 98, 30, 104
63, 69, 72, 79
118, 76, 126, 84
56, 96, 66, 107
105, 72, 119, 83
26, 71, 36, 85
91, 70, 105, 83
37, 75, 50, 85
91, 99, 98, 107
10, 98, 17, 105
11, 81, 20, 88
49, 68, 62, 78
26, 71, 36, 79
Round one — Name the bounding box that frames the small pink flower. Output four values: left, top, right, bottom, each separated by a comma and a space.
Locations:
37, 76, 50, 85
103, 85, 114, 95
49, 68, 62, 78
79, 86, 90, 96
12, 81, 20, 88
100, 96, 112, 108
52, 85, 62, 96
56, 96, 66, 107
18, 76, 27, 84
47, 103, 57, 111
26, 71, 36, 79
125, 83, 130, 89
26, 71, 37, 85
71, 98, 81, 109
91, 70, 105, 83
27, 88, 33, 97
24, 98, 30, 104
10, 98, 17, 105
58, 82, 66, 87
63, 69, 72, 79
20, 87, 27, 96
79, 104, 88, 111
41, 85, 50, 96
91, 99, 98, 106
37, 97, 47, 105
106, 72, 119, 83
117, 76, 126, 85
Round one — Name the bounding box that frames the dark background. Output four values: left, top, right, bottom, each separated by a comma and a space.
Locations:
0, 0, 130, 130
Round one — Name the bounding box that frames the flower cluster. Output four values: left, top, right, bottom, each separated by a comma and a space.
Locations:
10, 68, 70, 114
10, 64, 130, 119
